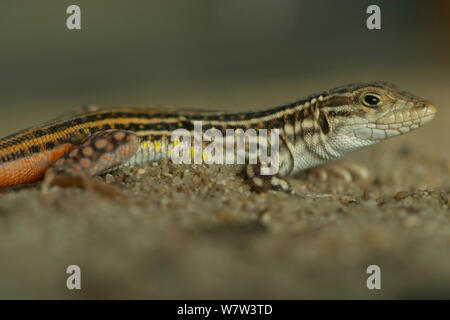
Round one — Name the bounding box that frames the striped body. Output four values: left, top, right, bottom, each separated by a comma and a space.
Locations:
0, 82, 436, 189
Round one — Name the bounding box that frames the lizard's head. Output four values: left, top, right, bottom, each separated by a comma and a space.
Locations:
318, 81, 437, 155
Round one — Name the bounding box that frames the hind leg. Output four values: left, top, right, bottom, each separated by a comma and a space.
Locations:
43, 129, 140, 197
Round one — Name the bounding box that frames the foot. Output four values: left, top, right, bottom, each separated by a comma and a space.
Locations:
245, 163, 292, 193
306, 162, 371, 182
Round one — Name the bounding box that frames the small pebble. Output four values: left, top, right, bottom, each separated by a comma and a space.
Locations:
394, 191, 408, 201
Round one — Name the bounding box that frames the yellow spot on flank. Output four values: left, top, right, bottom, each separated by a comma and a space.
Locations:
235, 128, 242, 134
141, 140, 151, 148
154, 141, 162, 152
191, 146, 196, 157
173, 140, 180, 147
139, 124, 145, 129
202, 151, 209, 161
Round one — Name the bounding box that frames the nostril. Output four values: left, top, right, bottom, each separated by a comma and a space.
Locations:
416, 102, 427, 108
415, 102, 436, 116
425, 104, 437, 115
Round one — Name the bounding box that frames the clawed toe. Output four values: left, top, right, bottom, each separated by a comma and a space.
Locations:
307, 163, 371, 182
245, 164, 292, 193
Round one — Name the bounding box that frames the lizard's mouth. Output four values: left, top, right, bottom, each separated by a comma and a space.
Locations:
372, 102, 437, 137
353, 102, 436, 141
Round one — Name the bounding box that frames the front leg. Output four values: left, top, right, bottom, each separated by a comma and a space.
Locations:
245, 163, 292, 193
306, 162, 371, 182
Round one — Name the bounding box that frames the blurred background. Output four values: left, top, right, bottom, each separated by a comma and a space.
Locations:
0, 0, 448, 136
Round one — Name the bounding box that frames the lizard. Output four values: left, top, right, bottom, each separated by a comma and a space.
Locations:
0, 81, 436, 193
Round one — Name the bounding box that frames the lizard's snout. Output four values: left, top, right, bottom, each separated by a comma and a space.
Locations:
414, 101, 436, 126
423, 103, 436, 116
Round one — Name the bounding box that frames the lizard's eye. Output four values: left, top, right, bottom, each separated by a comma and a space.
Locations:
362, 93, 381, 108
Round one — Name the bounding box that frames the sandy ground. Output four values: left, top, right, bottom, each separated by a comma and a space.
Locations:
0, 84, 448, 299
